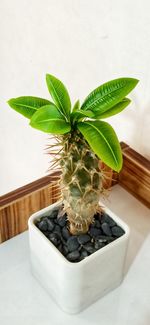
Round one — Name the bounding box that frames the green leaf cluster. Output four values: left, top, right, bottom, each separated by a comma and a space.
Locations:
7, 74, 139, 172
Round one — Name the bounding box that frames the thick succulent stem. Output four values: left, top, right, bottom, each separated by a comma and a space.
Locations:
60, 131, 104, 235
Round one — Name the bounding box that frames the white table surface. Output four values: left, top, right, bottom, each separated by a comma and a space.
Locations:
0, 185, 150, 325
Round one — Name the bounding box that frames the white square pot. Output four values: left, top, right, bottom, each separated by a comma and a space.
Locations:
28, 201, 130, 314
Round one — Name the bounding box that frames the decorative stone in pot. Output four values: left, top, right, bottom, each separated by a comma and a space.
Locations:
28, 201, 130, 314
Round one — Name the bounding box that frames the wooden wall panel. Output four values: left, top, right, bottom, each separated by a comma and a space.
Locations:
0, 179, 60, 243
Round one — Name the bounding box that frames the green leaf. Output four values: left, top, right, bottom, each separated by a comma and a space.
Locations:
46, 74, 71, 119
77, 120, 122, 172
71, 109, 94, 123
72, 100, 80, 112
30, 104, 71, 134
81, 77, 139, 115
97, 98, 131, 119
7, 96, 52, 119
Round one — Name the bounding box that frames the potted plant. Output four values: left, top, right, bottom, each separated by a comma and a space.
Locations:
8, 74, 138, 313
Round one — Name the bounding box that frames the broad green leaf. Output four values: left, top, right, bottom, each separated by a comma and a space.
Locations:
30, 104, 71, 134
72, 100, 80, 112
77, 120, 122, 172
81, 78, 139, 115
46, 74, 71, 119
97, 98, 131, 119
71, 109, 94, 123
7, 96, 52, 119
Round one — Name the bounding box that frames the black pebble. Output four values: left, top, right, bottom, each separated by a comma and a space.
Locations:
38, 219, 48, 231
77, 234, 91, 245
83, 243, 96, 254
96, 235, 108, 243
94, 241, 105, 250
54, 224, 61, 235
62, 226, 71, 240
112, 226, 125, 237
57, 215, 67, 227
101, 222, 112, 236
67, 250, 80, 262
36, 205, 124, 263
35, 220, 40, 228
63, 245, 69, 256
58, 243, 63, 254
106, 236, 115, 243
89, 227, 102, 237
46, 219, 55, 232
67, 236, 80, 252
80, 249, 89, 259
49, 233, 60, 246
42, 231, 49, 238
101, 213, 116, 227
92, 219, 101, 228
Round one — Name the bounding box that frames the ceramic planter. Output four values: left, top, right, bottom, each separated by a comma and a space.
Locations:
28, 201, 130, 314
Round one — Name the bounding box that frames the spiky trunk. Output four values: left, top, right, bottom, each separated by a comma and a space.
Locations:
60, 131, 104, 235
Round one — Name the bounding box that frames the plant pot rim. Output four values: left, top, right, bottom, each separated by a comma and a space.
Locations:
28, 200, 130, 268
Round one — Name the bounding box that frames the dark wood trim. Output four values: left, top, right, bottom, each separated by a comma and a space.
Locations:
118, 142, 150, 208
0, 181, 61, 243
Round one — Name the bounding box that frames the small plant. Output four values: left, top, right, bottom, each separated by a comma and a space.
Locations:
8, 74, 138, 234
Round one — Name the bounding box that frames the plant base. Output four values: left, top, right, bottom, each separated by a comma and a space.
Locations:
28, 201, 130, 314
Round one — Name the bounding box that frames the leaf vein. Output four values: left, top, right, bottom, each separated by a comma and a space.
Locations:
85, 122, 118, 166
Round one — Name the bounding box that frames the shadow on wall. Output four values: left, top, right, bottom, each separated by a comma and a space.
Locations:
139, 103, 150, 160
123, 95, 150, 160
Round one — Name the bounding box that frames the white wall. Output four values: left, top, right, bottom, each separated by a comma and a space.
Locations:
0, 0, 150, 195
